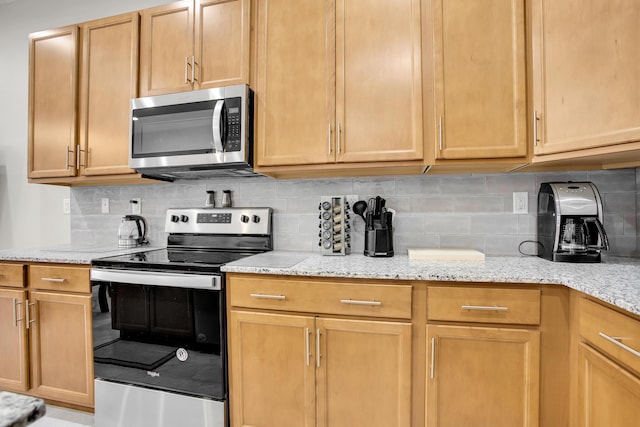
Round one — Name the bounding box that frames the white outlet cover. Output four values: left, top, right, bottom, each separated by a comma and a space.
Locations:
131, 198, 141, 214
513, 192, 528, 214
101, 198, 109, 214
63, 198, 70, 215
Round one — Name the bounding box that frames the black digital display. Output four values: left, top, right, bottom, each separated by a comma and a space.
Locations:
228, 107, 240, 114
197, 213, 232, 223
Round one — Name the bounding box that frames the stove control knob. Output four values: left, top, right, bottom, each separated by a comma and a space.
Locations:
180, 215, 189, 223
170, 215, 180, 223
252, 215, 260, 223
240, 215, 250, 223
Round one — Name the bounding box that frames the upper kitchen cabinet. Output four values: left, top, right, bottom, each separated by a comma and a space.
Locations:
529, 0, 640, 169
254, 0, 425, 178
139, 0, 250, 96
424, 0, 528, 173
78, 13, 139, 176
28, 26, 79, 179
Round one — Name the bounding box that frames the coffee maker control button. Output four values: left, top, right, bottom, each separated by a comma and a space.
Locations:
180, 215, 189, 223
240, 215, 250, 223
171, 215, 180, 223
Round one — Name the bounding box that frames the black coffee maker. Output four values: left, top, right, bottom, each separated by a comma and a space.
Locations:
537, 182, 609, 262
363, 196, 394, 257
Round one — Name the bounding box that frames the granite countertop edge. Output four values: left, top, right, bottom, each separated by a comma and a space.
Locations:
0, 246, 160, 265
222, 252, 640, 317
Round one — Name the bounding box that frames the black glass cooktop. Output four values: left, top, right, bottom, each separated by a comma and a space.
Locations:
91, 248, 255, 273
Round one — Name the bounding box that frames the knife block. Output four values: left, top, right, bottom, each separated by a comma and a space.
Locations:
364, 227, 394, 257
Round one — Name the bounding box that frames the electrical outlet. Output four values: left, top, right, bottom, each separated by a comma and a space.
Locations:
63, 198, 70, 215
131, 198, 142, 214
101, 198, 110, 214
513, 192, 528, 214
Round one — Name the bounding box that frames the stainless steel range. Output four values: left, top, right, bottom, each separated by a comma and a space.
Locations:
90, 207, 272, 427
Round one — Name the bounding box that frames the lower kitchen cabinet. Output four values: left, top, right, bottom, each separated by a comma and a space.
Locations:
28, 290, 93, 406
577, 343, 640, 427
228, 310, 412, 427
0, 288, 29, 392
0, 263, 93, 408
426, 325, 540, 427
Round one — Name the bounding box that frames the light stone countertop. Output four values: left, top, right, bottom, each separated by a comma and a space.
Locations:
0, 244, 159, 265
222, 252, 640, 317
0, 391, 45, 427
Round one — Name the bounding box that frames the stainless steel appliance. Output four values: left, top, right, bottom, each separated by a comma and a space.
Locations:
129, 84, 255, 180
91, 207, 273, 427
537, 182, 609, 262
117, 214, 148, 248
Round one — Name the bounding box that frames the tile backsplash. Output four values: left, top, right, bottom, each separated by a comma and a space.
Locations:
70, 168, 639, 257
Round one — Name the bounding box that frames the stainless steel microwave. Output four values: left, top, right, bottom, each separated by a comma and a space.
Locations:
129, 84, 255, 180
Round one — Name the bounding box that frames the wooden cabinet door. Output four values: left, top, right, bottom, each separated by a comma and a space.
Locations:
532, 1, 640, 155
79, 13, 139, 176
336, 0, 423, 163
426, 325, 539, 427
28, 26, 78, 179
432, 0, 527, 160
0, 289, 29, 392
29, 291, 93, 407
140, 1, 194, 96
316, 318, 412, 427
195, 0, 250, 89
578, 344, 640, 427
228, 310, 316, 427
254, 0, 335, 167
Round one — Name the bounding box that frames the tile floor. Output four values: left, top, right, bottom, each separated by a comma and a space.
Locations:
31, 405, 94, 427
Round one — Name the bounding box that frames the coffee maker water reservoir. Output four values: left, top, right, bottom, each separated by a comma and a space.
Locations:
537, 182, 609, 262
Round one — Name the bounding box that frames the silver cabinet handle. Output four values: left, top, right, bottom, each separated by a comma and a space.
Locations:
249, 293, 286, 300
327, 123, 332, 155
65, 146, 74, 170
25, 299, 36, 329
40, 277, 66, 283
438, 116, 444, 151
316, 328, 321, 368
461, 305, 509, 312
430, 337, 435, 380
77, 144, 86, 169
340, 299, 382, 306
532, 110, 537, 146
191, 55, 196, 83
598, 332, 640, 358
12, 298, 18, 327
337, 122, 342, 154
184, 56, 189, 84
305, 327, 311, 366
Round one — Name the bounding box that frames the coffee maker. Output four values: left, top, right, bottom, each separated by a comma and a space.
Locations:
537, 182, 609, 262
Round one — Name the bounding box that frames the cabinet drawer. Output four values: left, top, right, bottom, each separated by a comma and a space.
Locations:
0, 264, 25, 288
229, 276, 412, 319
427, 286, 541, 325
28, 265, 90, 293
580, 297, 640, 375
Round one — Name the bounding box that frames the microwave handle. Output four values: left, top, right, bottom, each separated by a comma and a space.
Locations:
212, 100, 225, 153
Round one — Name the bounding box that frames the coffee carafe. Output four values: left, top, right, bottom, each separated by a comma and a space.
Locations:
537, 182, 609, 262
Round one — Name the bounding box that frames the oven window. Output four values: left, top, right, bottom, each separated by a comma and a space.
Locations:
93, 282, 226, 400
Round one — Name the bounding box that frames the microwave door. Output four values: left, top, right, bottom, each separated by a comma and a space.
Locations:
212, 100, 225, 153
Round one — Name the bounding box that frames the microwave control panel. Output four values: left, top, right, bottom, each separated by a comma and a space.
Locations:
225, 97, 242, 152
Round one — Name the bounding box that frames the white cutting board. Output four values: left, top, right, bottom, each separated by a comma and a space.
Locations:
408, 248, 485, 261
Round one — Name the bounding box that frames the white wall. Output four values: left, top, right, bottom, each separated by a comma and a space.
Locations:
0, 0, 167, 249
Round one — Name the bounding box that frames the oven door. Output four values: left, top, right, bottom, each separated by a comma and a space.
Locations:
90, 268, 226, 401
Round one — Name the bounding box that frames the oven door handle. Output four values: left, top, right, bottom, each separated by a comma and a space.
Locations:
90, 268, 221, 290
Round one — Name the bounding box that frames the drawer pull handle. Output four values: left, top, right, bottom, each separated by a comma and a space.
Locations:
250, 293, 286, 300
340, 299, 382, 306
41, 277, 66, 283
461, 305, 509, 312
598, 332, 640, 358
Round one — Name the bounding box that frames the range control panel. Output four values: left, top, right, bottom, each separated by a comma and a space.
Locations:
318, 196, 351, 256
165, 207, 272, 235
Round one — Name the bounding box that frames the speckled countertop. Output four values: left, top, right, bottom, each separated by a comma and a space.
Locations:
0, 244, 160, 265
222, 252, 640, 317
0, 391, 45, 427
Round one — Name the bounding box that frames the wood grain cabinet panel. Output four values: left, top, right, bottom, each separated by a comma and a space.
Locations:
28, 265, 91, 293
28, 26, 78, 179
140, 0, 249, 96
431, 0, 527, 160
531, 0, 640, 156
0, 288, 29, 392
254, 0, 423, 172
79, 12, 139, 176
